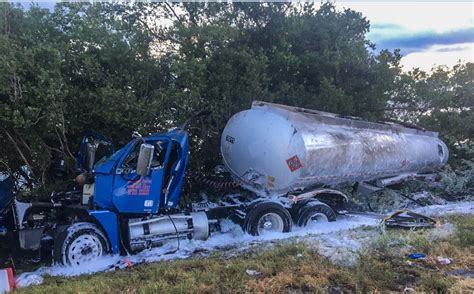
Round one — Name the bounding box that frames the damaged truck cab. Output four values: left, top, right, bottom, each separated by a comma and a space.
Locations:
7, 129, 212, 265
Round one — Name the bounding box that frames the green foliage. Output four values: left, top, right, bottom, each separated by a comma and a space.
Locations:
0, 3, 170, 187
388, 63, 473, 166
439, 143, 474, 198
450, 214, 474, 248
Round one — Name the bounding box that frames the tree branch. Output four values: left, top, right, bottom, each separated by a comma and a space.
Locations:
2, 128, 37, 179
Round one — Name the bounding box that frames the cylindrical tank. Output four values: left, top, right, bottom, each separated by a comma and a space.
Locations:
221, 101, 449, 196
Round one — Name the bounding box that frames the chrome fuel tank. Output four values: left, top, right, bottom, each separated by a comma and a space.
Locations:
221, 101, 448, 196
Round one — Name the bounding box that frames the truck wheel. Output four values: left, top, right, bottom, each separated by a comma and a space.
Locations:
54, 222, 110, 266
244, 202, 292, 236
295, 200, 336, 227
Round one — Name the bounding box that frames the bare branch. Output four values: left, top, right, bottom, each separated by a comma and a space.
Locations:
2, 128, 37, 179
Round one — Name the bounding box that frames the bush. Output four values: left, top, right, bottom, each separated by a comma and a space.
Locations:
440, 154, 474, 200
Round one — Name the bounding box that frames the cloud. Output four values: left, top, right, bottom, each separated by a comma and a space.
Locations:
375, 27, 474, 54
433, 45, 472, 53
400, 43, 474, 72
369, 23, 404, 30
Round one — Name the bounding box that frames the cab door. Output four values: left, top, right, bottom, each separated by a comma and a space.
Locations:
111, 138, 171, 214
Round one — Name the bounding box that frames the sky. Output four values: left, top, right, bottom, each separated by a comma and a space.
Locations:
22, 1, 474, 72
336, 1, 474, 71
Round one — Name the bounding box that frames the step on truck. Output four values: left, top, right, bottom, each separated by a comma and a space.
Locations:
0, 101, 448, 266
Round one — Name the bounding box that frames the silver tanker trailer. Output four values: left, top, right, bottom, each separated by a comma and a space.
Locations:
222, 101, 448, 196
217, 101, 448, 233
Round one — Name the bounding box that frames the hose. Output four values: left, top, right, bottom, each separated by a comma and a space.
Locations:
164, 214, 180, 255
191, 173, 240, 190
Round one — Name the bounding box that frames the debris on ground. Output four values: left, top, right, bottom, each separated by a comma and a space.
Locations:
245, 269, 262, 277
407, 253, 426, 260
436, 256, 452, 265
382, 210, 436, 229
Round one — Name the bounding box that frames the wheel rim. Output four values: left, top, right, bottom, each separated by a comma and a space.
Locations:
67, 234, 103, 265
307, 212, 329, 225
257, 212, 284, 235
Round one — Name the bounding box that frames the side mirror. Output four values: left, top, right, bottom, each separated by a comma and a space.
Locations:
136, 143, 154, 177
86, 142, 97, 171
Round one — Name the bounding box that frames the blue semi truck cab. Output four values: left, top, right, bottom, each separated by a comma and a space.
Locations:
91, 129, 189, 215
1, 128, 218, 265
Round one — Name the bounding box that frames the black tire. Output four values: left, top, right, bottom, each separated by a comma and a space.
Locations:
244, 202, 292, 236
54, 222, 110, 266
295, 200, 336, 227
289, 199, 315, 223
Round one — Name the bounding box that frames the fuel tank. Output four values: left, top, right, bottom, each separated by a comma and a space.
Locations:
221, 101, 449, 196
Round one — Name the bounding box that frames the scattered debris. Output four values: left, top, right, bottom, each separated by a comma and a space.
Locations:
109, 258, 135, 270
436, 256, 452, 265
383, 210, 436, 228
326, 286, 343, 293
407, 253, 426, 260
245, 269, 262, 277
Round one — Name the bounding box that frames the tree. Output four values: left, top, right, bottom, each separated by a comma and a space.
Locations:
0, 3, 170, 188
120, 2, 402, 170
387, 63, 473, 164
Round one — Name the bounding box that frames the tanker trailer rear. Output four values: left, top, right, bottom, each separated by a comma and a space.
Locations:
219, 101, 448, 233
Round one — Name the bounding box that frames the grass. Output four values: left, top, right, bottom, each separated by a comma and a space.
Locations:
18, 214, 474, 293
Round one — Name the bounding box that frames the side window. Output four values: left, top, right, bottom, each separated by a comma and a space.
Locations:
121, 140, 169, 169
150, 141, 168, 168
163, 142, 181, 183
122, 143, 140, 168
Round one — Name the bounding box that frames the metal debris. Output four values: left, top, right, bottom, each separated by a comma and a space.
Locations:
382, 210, 437, 228
245, 269, 262, 277
436, 256, 452, 265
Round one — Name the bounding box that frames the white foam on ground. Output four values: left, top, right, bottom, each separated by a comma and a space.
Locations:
412, 201, 474, 216
15, 201, 474, 288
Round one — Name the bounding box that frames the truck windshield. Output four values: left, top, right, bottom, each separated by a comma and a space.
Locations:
95, 147, 122, 167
